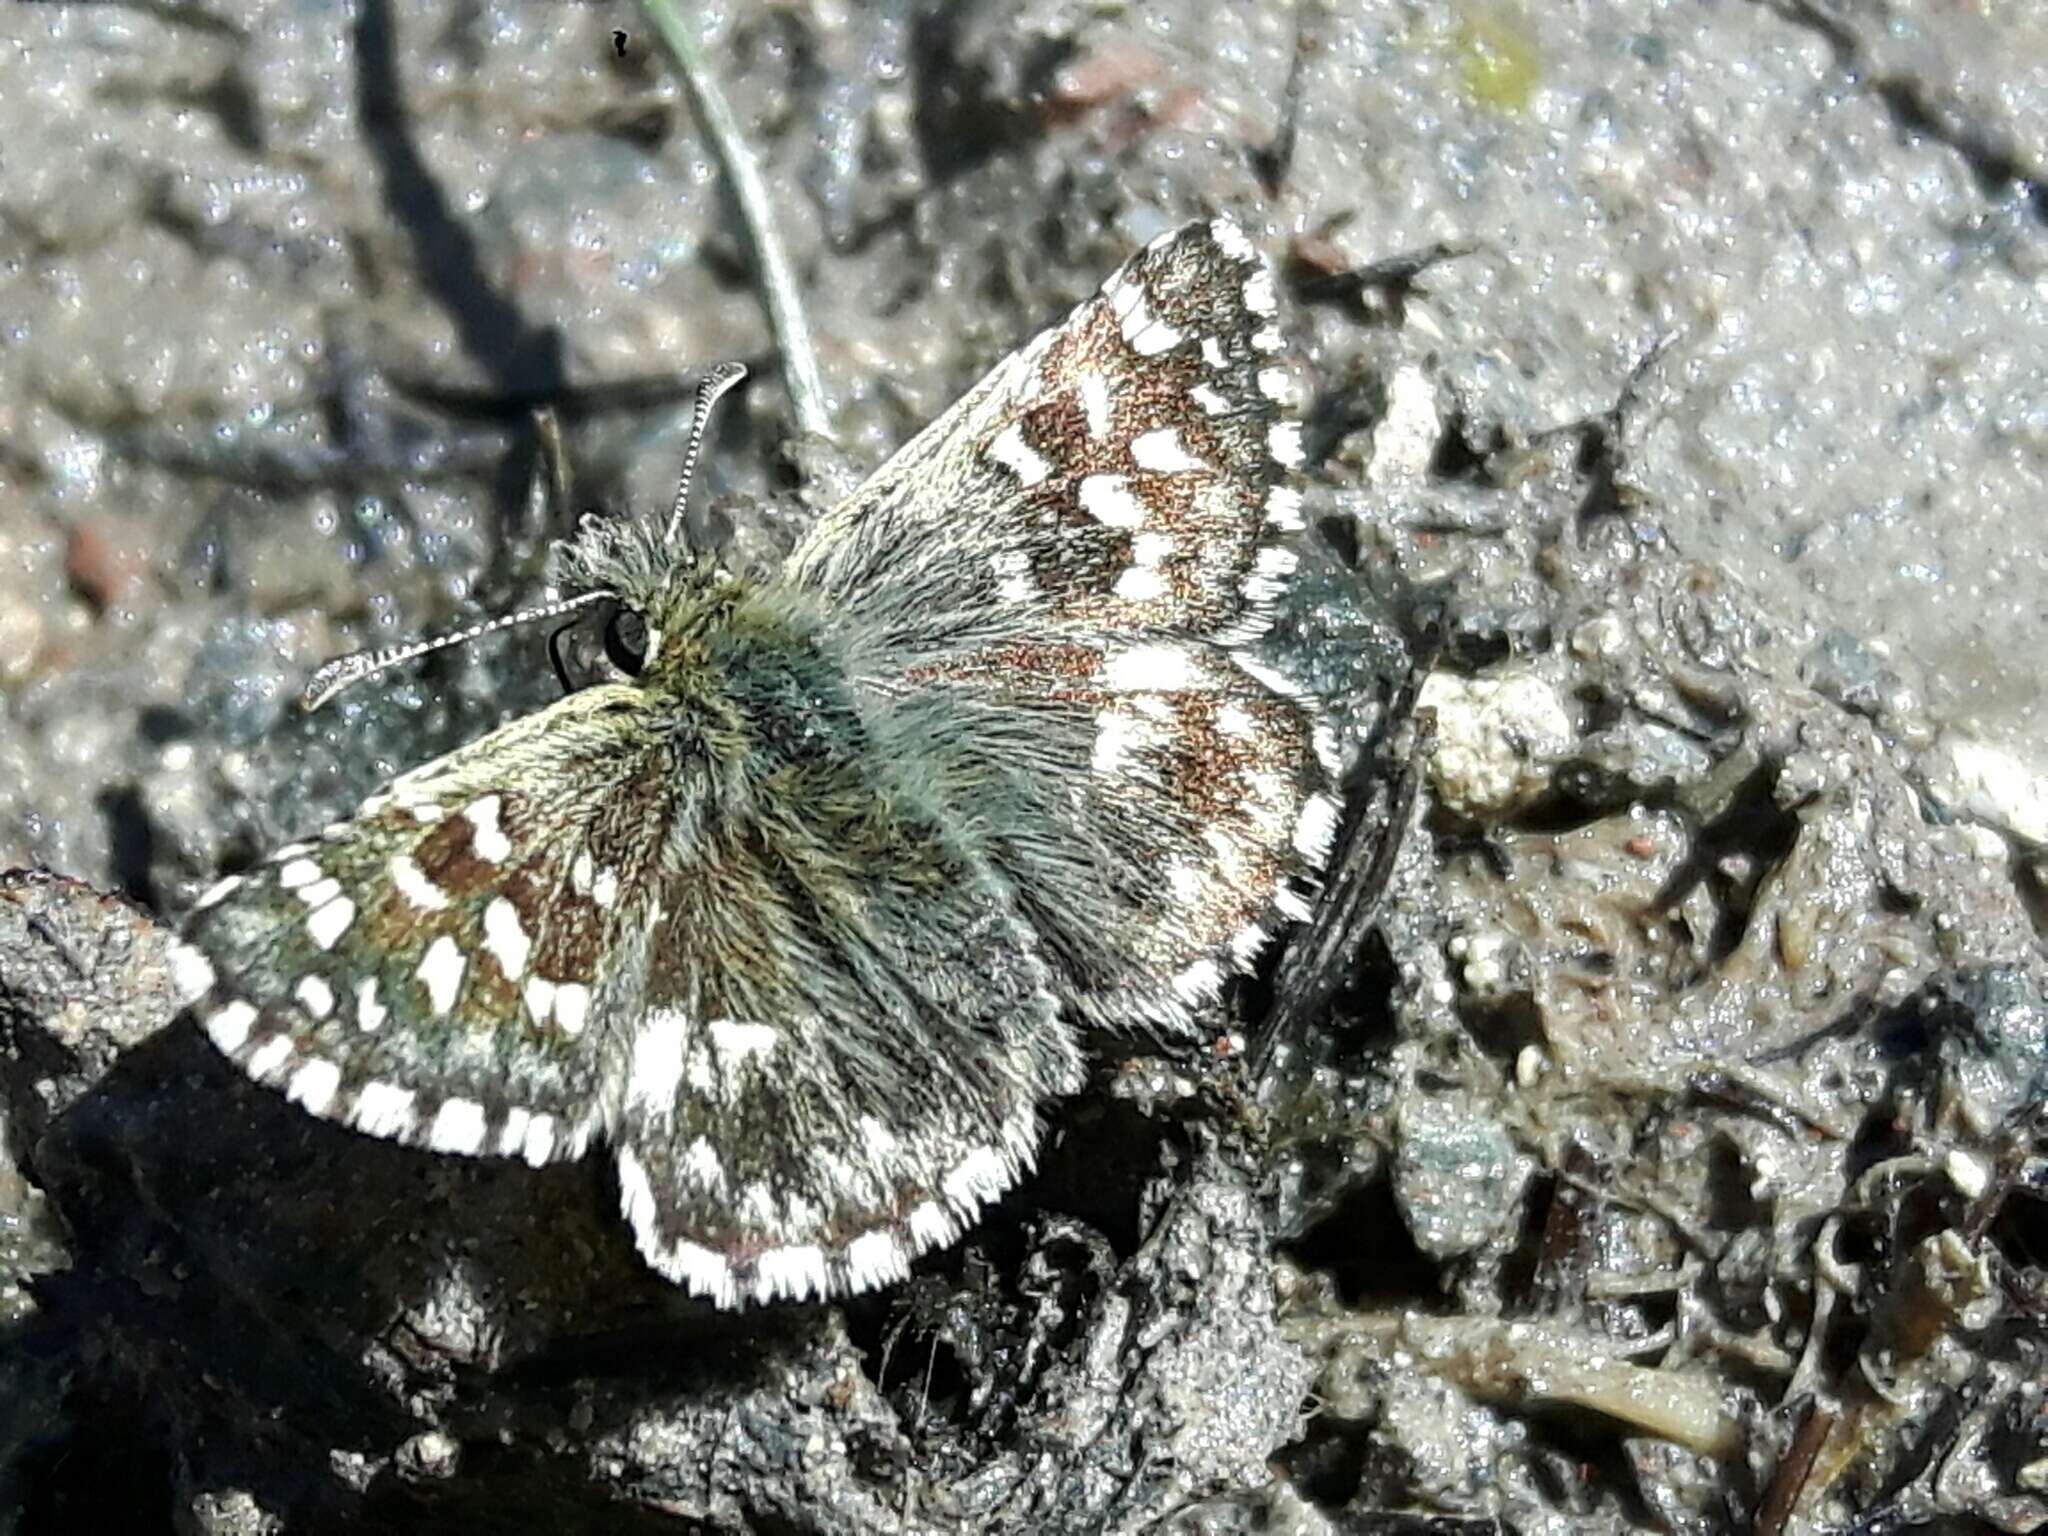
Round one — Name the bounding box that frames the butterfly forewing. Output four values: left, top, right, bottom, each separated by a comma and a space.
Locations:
172, 685, 665, 1165
786, 218, 1303, 649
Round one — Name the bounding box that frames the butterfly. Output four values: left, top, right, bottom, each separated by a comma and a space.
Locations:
166, 216, 1338, 1308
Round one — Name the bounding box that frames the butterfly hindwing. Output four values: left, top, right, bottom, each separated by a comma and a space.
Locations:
171, 685, 667, 1165
595, 613, 1080, 1305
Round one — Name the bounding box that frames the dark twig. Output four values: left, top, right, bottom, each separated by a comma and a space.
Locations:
640, 0, 834, 443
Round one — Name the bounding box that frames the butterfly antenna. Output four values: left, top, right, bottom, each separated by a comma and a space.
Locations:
664, 361, 749, 547
300, 590, 610, 712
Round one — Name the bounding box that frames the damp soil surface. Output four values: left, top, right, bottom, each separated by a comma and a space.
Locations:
2, 2, 2046, 1533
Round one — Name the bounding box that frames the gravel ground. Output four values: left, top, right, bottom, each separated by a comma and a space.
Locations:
0, 1, 2044, 1532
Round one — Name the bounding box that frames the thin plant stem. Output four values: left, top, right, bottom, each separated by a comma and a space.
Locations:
639, 0, 834, 443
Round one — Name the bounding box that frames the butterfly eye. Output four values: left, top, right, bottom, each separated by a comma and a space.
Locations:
548, 600, 647, 693
604, 607, 650, 677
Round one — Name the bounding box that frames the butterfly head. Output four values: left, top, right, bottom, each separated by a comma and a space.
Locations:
300, 364, 750, 713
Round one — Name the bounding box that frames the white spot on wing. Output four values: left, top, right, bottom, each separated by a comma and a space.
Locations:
294, 975, 334, 1020
908, 1200, 954, 1250
943, 1145, 1009, 1208
206, 1000, 256, 1054
1113, 565, 1168, 602
1201, 336, 1229, 369
353, 1080, 417, 1138
846, 1229, 907, 1290
195, 875, 242, 910
167, 941, 215, 1004
1244, 268, 1278, 316
1078, 372, 1113, 438
627, 1008, 689, 1112
553, 982, 590, 1036
246, 1033, 293, 1080
1079, 473, 1145, 528
355, 977, 386, 1032
681, 1135, 722, 1187
277, 858, 320, 891
1131, 427, 1204, 473
617, 1144, 658, 1255
1210, 216, 1254, 261
1265, 485, 1305, 530
753, 1245, 829, 1304
415, 934, 466, 1016
295, 876, 342, 909
523, 976, 557, 1028
1093, 710, 1143, 775
482, 896, 531, 982
389, 854, 449, 912
988, 421, 1049, 486
1173, 956, 1225, 1004
1294, 790, 1343, 863
1189, 382, 1232, 415
463, 795, 511, 863
428, 1097, 488, 1154
1102, 642, 1200, 692
991, 548, 1036, 603
498, 1106, 531, 1156
520, 1112, 557, 1166
591, 867, 619, 909
1269, 420, 1306, 468
286, 1057, 341, 1115
307, 897, 355, 951
570, 850, 593, 895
